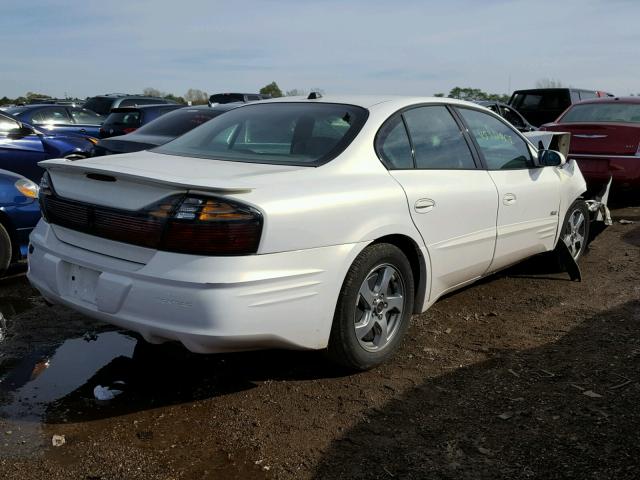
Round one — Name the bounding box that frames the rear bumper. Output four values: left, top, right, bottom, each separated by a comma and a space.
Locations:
27, 221, 364, 353
570, 154, 640, 187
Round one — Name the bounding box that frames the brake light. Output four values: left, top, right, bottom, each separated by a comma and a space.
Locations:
123, 127, 137, 134
163, 196, 262, 255
40, 186, 263, 256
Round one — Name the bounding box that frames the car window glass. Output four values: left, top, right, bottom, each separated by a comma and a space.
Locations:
458, 108, 532, 170
0, 115, 20, 135
156, 103, 368, 166
375, 114, 413, 169
502, 106, 525, 129
105, 111, 141, 126
560, 103, 640, 123
70, 108, 103, 124
402, 106, 475, 169
579, 91, 597, 100
31, 107, 71, 125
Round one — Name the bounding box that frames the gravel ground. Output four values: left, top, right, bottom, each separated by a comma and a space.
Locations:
0, 204, 638, 479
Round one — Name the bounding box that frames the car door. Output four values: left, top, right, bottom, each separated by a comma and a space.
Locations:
68, 107, 103, 137
378, 105, 499, 300
0, 115, 46, 181
456, 107, 562, 273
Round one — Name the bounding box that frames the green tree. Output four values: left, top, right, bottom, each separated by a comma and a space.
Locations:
260, 81, 283, 98
447, 86, 509, 103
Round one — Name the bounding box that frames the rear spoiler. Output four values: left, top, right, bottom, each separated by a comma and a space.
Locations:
39, 158, 254, 194
523, 131, 571, 158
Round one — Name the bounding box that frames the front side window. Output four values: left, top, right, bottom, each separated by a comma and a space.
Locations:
155, 103, 368, 166
375, 114, 413, 169
31, 107, 71, 125
0, 114, 20, 135
403, 106, 475, 169
458, 108, 532, 170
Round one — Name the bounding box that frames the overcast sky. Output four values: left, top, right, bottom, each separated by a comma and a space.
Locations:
1, 0, 638, 99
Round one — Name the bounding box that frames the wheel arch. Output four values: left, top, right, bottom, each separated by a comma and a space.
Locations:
371, 234, 429, 314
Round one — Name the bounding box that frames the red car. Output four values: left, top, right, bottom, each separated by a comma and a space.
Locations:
540, 97, 640, 190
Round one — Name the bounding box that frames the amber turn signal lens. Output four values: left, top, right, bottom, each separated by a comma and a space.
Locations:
15, 178, 39, 199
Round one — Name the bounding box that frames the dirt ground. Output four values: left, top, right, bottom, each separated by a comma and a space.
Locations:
0, 204, 638, 480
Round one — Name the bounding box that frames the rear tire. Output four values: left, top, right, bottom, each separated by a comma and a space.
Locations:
327, 243, 414, 371
0, 224, 13, 274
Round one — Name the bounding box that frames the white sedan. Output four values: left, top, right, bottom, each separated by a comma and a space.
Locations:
28, 95, 589, 370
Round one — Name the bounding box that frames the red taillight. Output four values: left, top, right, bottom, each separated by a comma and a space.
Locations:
122, 127, 137, 134
162, 196, 262, 255
41, 186, 263, 256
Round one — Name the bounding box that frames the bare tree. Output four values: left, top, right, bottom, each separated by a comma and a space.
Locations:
143, 87, 165, 97
285, 88, 306, 96
184, 89, 209, 105
535, 78, 564, 88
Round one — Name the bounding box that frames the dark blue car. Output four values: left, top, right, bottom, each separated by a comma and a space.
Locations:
3, 104, 104, 137
0, 169, 40, 272
0, 111, 96, 182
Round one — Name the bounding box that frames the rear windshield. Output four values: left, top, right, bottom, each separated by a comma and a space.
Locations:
84, 97, 115, 116
560, 103, 640, 124
155, 103, 369, 166
104, 111, 141, 127
209, 94, 245, 104
511, 91, 570, 110
135, 108, 222, 137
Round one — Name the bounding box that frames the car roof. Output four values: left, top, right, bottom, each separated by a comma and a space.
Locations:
258, 94, 481, 110
109, 104, 183, 112
572, 96, 640, 105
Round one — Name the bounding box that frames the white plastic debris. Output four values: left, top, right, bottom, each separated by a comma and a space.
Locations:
93, 385, 124, 401
52, 434, 66, 447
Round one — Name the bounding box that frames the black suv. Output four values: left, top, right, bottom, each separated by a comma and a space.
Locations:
508, 88, 613, 127
84, 94, 179, 116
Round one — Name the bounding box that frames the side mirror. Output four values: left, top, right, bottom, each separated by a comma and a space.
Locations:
539, 149, 566, 167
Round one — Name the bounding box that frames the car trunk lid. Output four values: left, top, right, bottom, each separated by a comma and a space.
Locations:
545, 123, 640, 155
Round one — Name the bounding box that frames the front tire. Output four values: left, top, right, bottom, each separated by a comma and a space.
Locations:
327, 243, 414, 371
561, 200, 590, 262
0, 223, 12, 274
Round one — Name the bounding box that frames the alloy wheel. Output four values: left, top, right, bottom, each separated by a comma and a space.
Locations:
354, 263, 405, 352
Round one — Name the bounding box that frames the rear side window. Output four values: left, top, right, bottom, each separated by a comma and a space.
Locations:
458, 108, 532, 170
105, 111, 141, 127
578, 91, 598, 101
31, 107, 71, 125
156, 103, 368, 166
403, 106, 476, 169
375, 114, 413, 169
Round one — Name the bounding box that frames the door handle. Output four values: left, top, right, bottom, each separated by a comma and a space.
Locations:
79, 129, 87, 133
503, 193, 517, 206
414, 198, 435, 213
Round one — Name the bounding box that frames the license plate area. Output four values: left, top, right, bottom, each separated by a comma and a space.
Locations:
67, 263, 100, 304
